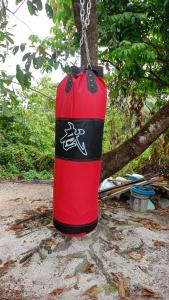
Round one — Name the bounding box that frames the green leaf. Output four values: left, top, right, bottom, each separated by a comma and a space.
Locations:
12, 46, 19, 55
36, 0, 43, 11
25, 54, 34, 70
164, 0, 169, 8
27, 0, 42, 15
15, 0, 23, 4
4, 78, 13, 86
6, 35, 14, 44
20, 43, 26, 52
27, 0, 36, 15
25, 59, 32, 70
22, 52, 31, 61
45, 3, 53, 19
16, 65, 31, 88
33, 56, 42, 69
23, 71, 31, 88
16, 65, 24, 86
29, 34, 39, 43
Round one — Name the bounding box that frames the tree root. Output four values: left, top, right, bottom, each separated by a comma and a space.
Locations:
19, 235, 56, 264
89, 244, 112, 285
14, 209, 52, 225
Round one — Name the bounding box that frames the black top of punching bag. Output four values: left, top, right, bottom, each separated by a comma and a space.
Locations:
65, 66, 103, 93
71, 66, 103, 77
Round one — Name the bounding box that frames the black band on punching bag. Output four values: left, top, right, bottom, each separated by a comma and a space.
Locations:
55, 118, 104, 161
53, 218, 98, 234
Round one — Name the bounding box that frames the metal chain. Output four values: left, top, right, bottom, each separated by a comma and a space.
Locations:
80, 0, 92, 66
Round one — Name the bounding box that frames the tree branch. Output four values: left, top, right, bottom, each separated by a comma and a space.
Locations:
101, 59, 120, 71
6, 7, 33, 34
13, 0, 26, 14
142, 73, 169, 88
13, 81, 55, 101
102, 101, 169, 179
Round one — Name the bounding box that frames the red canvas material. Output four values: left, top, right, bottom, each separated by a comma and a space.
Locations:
53, 67, 107, 235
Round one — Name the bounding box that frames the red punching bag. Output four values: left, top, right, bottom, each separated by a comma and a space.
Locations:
53, 66, 107, 235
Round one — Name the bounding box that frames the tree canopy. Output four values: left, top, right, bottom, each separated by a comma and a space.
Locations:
1, 1, 169, 99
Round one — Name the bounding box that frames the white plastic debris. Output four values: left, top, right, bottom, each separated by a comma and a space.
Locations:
99, 177, 116, 192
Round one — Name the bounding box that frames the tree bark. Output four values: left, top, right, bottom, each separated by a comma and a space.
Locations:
101, 101, 169, 180
72, 0, 98, 66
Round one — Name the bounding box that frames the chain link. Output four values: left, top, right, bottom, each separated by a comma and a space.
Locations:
80, 0, 92, 66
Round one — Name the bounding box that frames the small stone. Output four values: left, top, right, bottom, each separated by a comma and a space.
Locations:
73, 284, 79, 290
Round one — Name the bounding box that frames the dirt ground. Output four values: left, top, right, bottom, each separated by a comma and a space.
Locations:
0, 181, 169, 300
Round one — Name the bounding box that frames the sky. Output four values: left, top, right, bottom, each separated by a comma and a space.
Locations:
3, 0, 65, 84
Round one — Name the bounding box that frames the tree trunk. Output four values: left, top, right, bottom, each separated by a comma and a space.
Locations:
102, 101, 169, 180
72, 0, 98, 66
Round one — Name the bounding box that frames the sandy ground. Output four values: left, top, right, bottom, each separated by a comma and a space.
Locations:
0, 181, 169, 300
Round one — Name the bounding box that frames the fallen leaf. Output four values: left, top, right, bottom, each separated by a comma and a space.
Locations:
155, 207, 169, 216
141, 288, 163, 298
64, 272, 75, 279
111, 272, 120, 287
0, 260, 16, 277
128, 248, 145, 261
36, 206, 48, 212
111, 272, 130, 298
128, 252, 142, 261
118, 279, 125, 298
51, 287, 65, 296
85, 263, 96, 273
31, 198, 43, 203
114, 232, 124, 241
9, 198, 21, 202
81, 284, 102, 297
113, 244, 120, 252
123, 277, 131, 287
6, 224, 24, 231
73, 260, 96, 275
129, 216, 169, 231
44, 237, 59, 246
153, 240, 169, 247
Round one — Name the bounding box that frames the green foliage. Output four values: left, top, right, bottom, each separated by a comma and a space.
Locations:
23, 170, 52, 180
98, 0, 169, 100
115, 147, 152, 177
0, 77, 55, 179
16, 65, 32, 88
103, 105, 134, 152
1, 0, 169, 98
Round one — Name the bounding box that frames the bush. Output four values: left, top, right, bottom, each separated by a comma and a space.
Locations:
0, 77, 55, 180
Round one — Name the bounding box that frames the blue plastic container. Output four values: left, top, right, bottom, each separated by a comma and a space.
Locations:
130, 185, 155, 212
